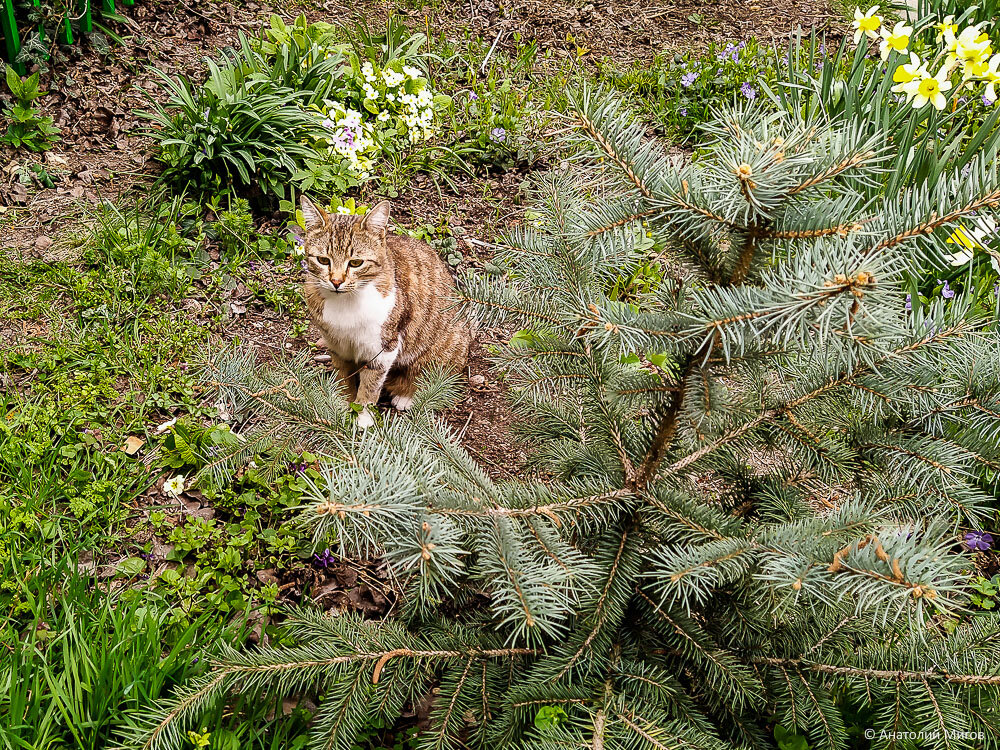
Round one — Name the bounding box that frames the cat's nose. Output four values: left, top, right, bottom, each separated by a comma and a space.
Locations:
330, 277, 345, 288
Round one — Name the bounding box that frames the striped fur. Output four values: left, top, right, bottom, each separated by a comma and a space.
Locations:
300, 196, 470, 426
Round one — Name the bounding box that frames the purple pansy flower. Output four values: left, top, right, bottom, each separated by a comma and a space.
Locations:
939, 279, 955, 299
964, 531, 993, 551
681, 71, 697, 88
313, 548, 336, 568
741, 82, 757, 100
490, 127, 507, 143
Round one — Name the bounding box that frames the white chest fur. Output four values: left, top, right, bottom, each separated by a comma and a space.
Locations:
319, 283, 396, 363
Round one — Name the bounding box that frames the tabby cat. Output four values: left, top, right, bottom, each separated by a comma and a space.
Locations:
300, 196, 471, 428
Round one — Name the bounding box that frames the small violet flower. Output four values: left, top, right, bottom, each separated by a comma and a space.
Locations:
938, 279, 955, 299
469, 92, 478, 101
905, 293, 912, 311
678, 107, 688, 117
741, 82, 757, 100
313, 548, 336, 568
719, 42, 741, 63
490, 126, 507, 143
964, 531, 993, 551
681, 71, 697, 88
984, 94, 997, 107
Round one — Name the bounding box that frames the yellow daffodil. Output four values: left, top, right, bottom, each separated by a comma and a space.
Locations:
945, 216, 997, 265
946, 227, 982, 253
891, 53, 927, 93
880, 21, 913, 60
964, 57, 991, 80
983, 53, 1000, 102
853, 5, 883, 44
902, 64, 953, 110
935, 15, 958, 42
946, 25, 993, 72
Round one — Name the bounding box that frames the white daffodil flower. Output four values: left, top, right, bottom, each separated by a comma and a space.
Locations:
902, 64, 953, 110
880, 22, 913, 61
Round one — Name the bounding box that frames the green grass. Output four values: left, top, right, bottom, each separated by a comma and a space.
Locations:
0, 193, 318, 747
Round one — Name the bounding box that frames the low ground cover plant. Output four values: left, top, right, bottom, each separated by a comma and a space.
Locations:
123, 87, 1000, 749
0, 195, 317, 745
606, 38, 777, 140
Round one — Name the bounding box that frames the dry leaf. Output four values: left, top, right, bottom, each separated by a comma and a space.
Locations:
122, 435, 145, 456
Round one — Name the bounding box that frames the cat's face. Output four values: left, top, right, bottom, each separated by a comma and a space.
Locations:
300, 197, 391, 294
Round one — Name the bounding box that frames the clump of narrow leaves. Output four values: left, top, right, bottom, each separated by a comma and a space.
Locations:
122, 88, 1000, 750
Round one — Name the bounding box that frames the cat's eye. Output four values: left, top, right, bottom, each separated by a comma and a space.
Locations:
347, 259, 364, 268
315, 257, 330, 266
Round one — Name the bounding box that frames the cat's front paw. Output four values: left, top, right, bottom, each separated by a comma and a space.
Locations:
356, 407, 375, 429
391, 394, 414, 411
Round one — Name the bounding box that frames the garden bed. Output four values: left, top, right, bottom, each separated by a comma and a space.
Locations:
7, 0, 1000, 747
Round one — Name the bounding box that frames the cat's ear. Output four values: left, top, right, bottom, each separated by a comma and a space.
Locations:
362, 200, 391, 235
300, 195, 327, 229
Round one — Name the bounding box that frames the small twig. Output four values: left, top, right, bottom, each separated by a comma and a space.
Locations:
480, 27, 506, 74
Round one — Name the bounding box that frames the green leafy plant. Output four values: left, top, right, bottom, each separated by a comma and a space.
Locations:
121, 86, 1000, 750
1, 65, 61, 151
970, 574, 1000, 610
141, 17, 453, 203
140, 56, 328, 200
775, 724, 811, 750
12, 0, 125, 73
